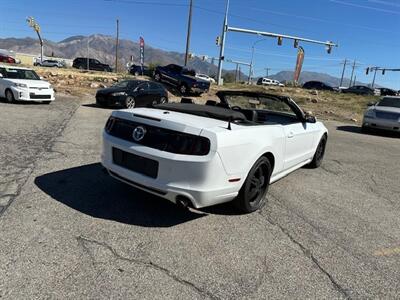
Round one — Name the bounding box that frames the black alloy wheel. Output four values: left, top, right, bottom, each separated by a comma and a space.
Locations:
234, 157, 271, 213
5, 89, 15, 103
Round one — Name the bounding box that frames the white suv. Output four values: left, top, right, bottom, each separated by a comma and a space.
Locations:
257, 77, 284, 87
0, 65, 55, 103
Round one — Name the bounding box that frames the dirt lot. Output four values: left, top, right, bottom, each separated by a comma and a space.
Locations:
32, 66, 378, 124
0, 93, 399, 299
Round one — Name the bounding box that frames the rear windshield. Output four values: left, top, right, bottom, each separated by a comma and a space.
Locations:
1, 68, 40, 80
377, 97, 400, 108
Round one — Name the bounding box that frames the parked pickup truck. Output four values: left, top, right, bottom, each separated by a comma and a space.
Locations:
154, 64, 210, 95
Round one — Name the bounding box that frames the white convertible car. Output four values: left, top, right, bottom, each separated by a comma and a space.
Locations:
101, 91, 328, 213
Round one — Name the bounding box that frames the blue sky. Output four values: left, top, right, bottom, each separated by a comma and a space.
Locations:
1, 0, 399, 88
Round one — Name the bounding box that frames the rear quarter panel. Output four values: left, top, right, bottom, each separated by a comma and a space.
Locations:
204, 124, 286, 177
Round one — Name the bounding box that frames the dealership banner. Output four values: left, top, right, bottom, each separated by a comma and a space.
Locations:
293, 46, 304, 84
139, 36, 145, 74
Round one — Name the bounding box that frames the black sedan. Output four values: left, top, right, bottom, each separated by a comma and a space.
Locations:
95, 80, 168, 108
342, 85, 375, 96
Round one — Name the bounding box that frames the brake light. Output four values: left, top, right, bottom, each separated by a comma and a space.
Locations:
105, 116, 116, 133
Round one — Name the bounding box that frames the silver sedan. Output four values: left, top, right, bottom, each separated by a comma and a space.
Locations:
362, 96, 400, 132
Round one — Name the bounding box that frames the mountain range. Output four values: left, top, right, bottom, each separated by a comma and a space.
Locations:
0, 34, 377, 87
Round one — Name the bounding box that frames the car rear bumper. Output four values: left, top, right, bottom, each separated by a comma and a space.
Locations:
101, 132, 241, 208
363, 117, 400, 132
11, 87, 55, 102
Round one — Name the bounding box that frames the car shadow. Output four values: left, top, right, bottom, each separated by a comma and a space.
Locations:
337, 125, 399, 138
34, 163, 205, 227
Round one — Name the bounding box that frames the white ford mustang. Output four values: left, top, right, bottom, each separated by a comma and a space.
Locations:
101, 91, 328, 213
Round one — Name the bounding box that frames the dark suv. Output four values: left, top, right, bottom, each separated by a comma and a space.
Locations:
154, 64, 210, 95
129, 64, 152, 76
72, 57, 112, 72
302, 81, 334, 91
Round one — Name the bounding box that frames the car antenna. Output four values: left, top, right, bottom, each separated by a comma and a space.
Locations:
227, 116, 232, 130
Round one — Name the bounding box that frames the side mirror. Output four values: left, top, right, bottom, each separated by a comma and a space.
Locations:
367, 101, 376, 106
304, 113, 316, 123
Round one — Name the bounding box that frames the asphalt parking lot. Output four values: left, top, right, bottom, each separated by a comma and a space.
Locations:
0, 95, 399, 299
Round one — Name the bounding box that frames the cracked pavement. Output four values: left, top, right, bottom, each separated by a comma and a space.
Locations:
0, 95, 399, 299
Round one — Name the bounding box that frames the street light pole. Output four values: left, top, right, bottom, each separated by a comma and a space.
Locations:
217, 0, 229, 85
26, 17, 43, 64
184, 0, 193, 66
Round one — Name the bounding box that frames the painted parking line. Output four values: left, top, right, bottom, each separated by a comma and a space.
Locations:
374, 247, 400, 257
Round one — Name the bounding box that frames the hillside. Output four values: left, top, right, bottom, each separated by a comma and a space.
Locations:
267, 70, 376, 88
0, 34, 231, 77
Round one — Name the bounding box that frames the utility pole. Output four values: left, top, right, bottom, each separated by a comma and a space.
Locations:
217, 0, 230, 85
339, 59, 347, 87
115, 19, 119, 73
235, 63, 239, 83
349, 59, 356, 87
184, 0, 193, 66
87, 39, 89, 70
264, 68, 271, 77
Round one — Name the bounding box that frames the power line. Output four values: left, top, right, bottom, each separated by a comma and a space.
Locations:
329, 0, 400, 15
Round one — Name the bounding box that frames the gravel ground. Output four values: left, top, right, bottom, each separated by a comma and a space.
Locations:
0, 95, 399, 299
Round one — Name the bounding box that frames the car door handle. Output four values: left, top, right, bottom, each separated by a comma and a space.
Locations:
287, 131, 294, 138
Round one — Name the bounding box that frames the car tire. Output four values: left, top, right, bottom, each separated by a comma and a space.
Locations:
5, 89, 15, 103
361, 125, 370, 133
233, 156, 271, 213
179, 84, 188, 95
125, 96, 136, 109
308, 135, 327, 168
154, 72, 161, 82
79, 66, 84, 70
134, 71, 139, 76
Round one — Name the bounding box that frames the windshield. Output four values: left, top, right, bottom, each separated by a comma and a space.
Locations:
377, 97, 400, 108
2, 68, 40, 80
224, 94, 296, 116
112, 80, 140, 89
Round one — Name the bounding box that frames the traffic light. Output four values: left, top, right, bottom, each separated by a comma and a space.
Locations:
366, 67, 369, 75
215, 36, 221, 46
277, 36, 283, 46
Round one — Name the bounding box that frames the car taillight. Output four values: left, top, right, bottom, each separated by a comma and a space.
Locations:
166, 134, 210, 155
105, 116, 116, 133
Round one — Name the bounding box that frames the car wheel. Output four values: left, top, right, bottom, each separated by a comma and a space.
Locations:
361, 125, 370, 133
79, 66, 84, 70
125, 96, 136, 109
5, 89, 15, 103
308, 135, 327, 168
179, 84, 187, 95
233, 157, 271, 213
134, 71, 139, 76
154, 72, 161, 82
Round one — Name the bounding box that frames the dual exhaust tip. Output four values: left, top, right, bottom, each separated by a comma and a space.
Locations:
175, 195, 193, 210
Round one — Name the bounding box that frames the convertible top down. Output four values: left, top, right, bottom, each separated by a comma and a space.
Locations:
101, 90, 328, 213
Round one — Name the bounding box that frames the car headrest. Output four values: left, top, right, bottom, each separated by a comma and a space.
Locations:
181, 98, 193, 104
205, 100, 217, 106
240, 109, 259, 122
